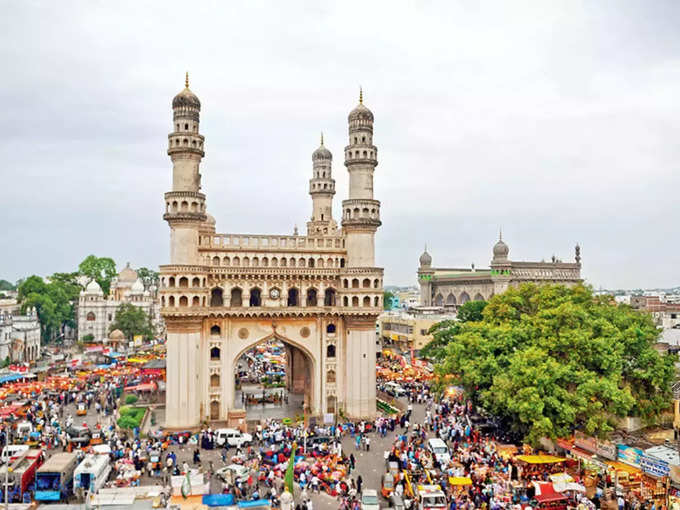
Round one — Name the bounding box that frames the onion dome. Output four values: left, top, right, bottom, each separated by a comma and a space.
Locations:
348, 88, 373, 122
84, 279, 103, 295
419, 246, 432, 267
109, 329, 125, 341
172, 72, 201, 109
493, 233, 509, 260
118, 262, 138, 283
312, 133, 332, 161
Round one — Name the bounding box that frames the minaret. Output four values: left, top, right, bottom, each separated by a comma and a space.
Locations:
340, 89, 381, 419
307, 133, 337, 235
163, 72, 207, 265
341, 88, 381, 266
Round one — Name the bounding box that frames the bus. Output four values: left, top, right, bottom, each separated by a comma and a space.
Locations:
74, 454, 111, 494
35, 452, 78, 502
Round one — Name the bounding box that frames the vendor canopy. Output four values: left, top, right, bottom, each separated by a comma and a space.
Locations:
515, 455, 566, 464
448, 477, 472, 486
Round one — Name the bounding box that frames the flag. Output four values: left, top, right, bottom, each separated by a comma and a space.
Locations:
181, 471, 191, 499
284, 442, 297, 493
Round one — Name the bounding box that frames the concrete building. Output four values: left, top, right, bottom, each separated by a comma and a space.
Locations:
630, 296, 680, 329
161, 78, 383, 428
0, 309, 41, 362
77, 263, 162, 343
380, 308, 455, 351
418, 236, 582, 308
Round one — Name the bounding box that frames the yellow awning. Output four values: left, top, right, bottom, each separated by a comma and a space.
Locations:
449, 476, 472, 486
606, 461, 641, 474
515, 454, 566, 464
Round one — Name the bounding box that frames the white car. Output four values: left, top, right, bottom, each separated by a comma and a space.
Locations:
215, 428, 253, 448
361, 489, 380, 510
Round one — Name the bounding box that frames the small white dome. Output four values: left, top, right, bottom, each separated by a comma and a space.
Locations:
130, 278, 144, 294
84, 280, 103, 295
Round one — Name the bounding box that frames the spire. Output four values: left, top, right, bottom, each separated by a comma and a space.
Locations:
499, 228, 503, 241
320, 132, 324, 146
185, 72, 189, 88
359, 86, 363, 104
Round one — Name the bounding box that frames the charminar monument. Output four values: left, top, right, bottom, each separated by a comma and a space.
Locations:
161, 75, 382, 428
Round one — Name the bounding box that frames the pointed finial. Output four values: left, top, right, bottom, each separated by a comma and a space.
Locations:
359, 86, 363, 104
185, 72, 189, 88
424, 243, 428, 253
499, 228, 503, 241
320, 132, 324, 146
293, 225, 299, 236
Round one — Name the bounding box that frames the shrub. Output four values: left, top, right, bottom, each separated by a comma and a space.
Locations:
117, 405, 146, 429
124, 394, 139, 405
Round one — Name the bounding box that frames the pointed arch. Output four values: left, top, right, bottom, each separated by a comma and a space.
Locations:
460, 291, 470, 304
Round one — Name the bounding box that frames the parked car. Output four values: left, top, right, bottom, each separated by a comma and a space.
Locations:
215, 428, 252, 448
215, 464, 249, 484
361, 489, 380, 510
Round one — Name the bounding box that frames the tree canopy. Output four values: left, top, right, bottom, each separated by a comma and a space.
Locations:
383, 291, 395, 310
109, 303, 153, 341
78, 255, 116, 295
136, 267, 159, 289
0, 280, 15, 291
17, 274, 81, 342
420, 300, 488, 360
435, 284, 674, 445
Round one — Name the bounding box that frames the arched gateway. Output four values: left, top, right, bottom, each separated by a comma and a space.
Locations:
161, 78, 383, 428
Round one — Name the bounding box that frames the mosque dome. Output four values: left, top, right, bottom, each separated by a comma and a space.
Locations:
109, 329, 125, 341
84, 279, 103, 295
419, 248, 432, 267
172, 86, 201, 109
493, 237, 509, 260
205, 213, 216, 226
118, 263, 138, 283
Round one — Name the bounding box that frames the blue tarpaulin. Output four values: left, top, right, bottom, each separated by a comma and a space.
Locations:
237, 500, 270, 509
202, 494, 235, 506
0, 374, 25, 384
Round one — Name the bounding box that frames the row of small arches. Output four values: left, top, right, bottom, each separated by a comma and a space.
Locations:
175, 122, 198, 132
209, 256, 345, 268
209, 323, 336, 337
342, 278, 381, 289
346, 150, 374, 159
433, 291, 488, 306
170, 137, 203, 149
208, 287, 337, 307
166, 200, 205, 213
311, 183, 333, 191
343, 207, 378, 220
165, 276, 206, 288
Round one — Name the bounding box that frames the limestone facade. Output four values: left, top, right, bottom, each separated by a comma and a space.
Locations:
161, 79, 383, 428
418, 237, 582, 308
0, 309, 41, 362
77, 264, 162, 343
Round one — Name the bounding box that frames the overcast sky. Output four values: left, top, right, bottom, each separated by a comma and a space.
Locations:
1, 1, 679, 290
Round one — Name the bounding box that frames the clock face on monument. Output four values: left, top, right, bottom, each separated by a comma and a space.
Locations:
270, 289, 280, 299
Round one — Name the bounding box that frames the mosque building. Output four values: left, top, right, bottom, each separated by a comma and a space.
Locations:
160, 76, 383, 428
418, 235, 582, 308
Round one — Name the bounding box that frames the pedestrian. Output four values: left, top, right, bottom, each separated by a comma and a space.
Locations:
365, 437, 370, 452
356, 475, 363, 494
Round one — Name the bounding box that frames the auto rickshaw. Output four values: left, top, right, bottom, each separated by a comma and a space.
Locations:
76, 402, 87, 416
382, 471, 396, 498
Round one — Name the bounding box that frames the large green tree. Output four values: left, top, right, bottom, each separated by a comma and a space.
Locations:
383, 291, 395, 310
435, 283, 674, 445
17, 274, 81, 342
78, 255, 116, 296
109, 303, 153, 341
0, 280, 15, 291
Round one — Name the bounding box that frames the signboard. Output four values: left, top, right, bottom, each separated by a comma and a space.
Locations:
574, 432, 597, 453
640, 454, 669, 478
670, 465, 680, 485
133, 335, 143, 347
617, 445, 644, 468
596, 439, 617, 461
323, 413, 335, 424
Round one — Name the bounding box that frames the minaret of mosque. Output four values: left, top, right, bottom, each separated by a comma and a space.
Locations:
307, 133, 337, 236
163, 73, 206, 265
341, 88, 381, 266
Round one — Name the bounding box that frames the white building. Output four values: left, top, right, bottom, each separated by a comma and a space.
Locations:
77, 264, 163, 343
0, 309, 41, 362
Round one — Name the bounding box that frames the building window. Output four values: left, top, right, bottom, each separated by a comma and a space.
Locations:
324, 288, 336, 306
306, 288, 318, 307
210, 288, 224, 307
287, 288, 299, 307
211, 325, 221, 336
249, 288, 262, 307
86, 312, 96, 321
210, 346, 221, 360
230, 288, 242, 307
326, 345, 336, 357
210, 374, 220, 387
327, 370, 336, 383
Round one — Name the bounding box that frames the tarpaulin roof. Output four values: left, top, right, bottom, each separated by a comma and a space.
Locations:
515, 455, 565, 464
448, 476, 472, 486
534, 482, 568, 503
202, 494, 235, 506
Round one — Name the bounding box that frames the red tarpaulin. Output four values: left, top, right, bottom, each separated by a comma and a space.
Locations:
534, 482, 568, 503
124, 382, 157, 392
0, 404, 21, 417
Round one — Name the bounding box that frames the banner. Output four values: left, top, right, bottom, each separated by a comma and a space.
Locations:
640, 454, 669, 478
617, 445, 643, 468
574, 431, 597, 453
596, 439, 617, 461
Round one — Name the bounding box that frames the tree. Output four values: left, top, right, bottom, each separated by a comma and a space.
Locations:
420, 301, 487, 360
136, 267, 159, 288
383, 291, 395, 310
109, 303, 153, 341
435, 283, 674, 445
17, 274, 81, 342
78, 255, 116, 296
0, 280, 15, 291
456, 299, 487, 322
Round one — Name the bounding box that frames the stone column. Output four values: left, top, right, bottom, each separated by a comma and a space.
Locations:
343, 316, 377, 419
165, 317, 203, 428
